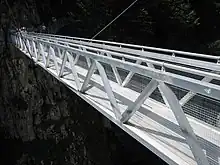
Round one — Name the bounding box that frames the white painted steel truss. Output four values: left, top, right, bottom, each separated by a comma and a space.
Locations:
11, 32, 220, 165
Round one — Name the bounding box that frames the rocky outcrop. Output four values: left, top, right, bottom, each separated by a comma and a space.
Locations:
0, 46, 111, 164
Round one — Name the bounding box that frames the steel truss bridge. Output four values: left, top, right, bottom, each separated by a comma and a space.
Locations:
11, 32, 220, 165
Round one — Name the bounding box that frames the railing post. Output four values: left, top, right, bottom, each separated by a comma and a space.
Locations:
39, 43, 46, 65
80, 46, 91, 67
57, 47, 62, 58
59, 50, 67, 78
122, 60, 142, 87
121, 79, 158, 123
159, 83, 210, 165
106, 52, 122, 85
35, 41, 40, 62
73, 54, 79, 65
95, 61, 121, 120
50, 46, 60, 75
66, 51, 81, 90
19, 36, 23, 50
80, 61, 96, 93
23, 39, 27, 53
32, 40, 37, 60
146, 62, 170, 107
26, 39, 31, 56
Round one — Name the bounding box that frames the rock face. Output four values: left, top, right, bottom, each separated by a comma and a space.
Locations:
0, 46, 166, 165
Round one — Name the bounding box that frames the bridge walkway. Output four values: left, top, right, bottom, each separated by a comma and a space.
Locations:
11, 32, 220, 165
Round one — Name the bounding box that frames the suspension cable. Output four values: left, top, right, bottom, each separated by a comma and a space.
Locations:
91, 0, 139, 40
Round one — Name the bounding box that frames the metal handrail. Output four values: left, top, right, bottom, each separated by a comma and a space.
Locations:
28, 32, 220, 60
25, 33, 220, 73
23, 34, 220, 80
14, 33, 220, 101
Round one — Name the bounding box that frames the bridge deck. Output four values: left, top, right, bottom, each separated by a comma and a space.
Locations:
12, 32, 220, 165
17, 47, 220, 165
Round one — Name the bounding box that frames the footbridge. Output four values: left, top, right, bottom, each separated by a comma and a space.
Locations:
11, 32, 220, 165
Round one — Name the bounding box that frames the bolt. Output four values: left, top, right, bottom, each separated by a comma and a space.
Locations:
204, 88, 211, 94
